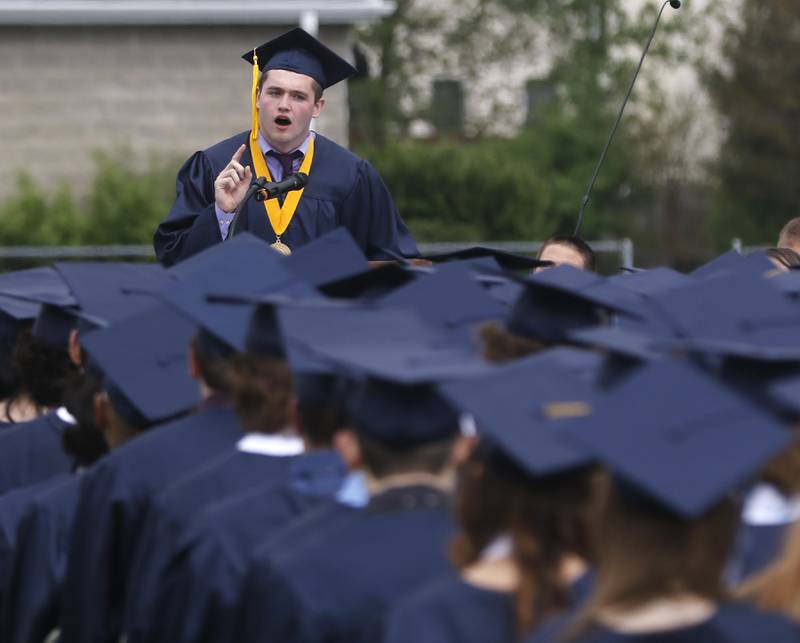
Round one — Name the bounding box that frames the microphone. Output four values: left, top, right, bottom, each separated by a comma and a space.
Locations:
573, 0, 681, 235
254, 171, 308, 202
226, 172, 308, 240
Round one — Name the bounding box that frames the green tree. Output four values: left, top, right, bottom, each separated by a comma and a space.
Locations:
705, 0, 800, 244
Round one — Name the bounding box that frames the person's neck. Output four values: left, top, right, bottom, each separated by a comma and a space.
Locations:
462, 546, 587, 594
364, 469, 454, 497
0, 395, 43, 423
261, 129, 310, 155
597, 594, 716, 633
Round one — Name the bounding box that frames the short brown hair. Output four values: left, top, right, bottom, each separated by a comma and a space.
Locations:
537, 236, 597, 272
778, 218, 800, 249
230, 354, 292, 433
356, 432, 456, 478
258, 69, 323, 103
478, 322, 549, 364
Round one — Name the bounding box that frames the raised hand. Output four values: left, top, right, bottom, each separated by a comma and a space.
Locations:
214, 144, 253, 213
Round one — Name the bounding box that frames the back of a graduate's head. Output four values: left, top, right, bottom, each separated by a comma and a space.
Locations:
478, 321, 550, 364
343, 379, 461, 478
293, 373, 351, 448
765, 247, 800, 272
94, 381, 153, 450
537, 236, 596, 272
60, 370, 109, 468
778, 217, 800, 253
451, 444, 596, 634
588, 472, 738, 608
189, 329, 235, 396
231, 305, 293, 434
9, 327, 78, 410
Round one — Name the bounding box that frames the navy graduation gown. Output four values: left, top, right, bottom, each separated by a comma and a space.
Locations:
525, 602, 800, 643
59, 402, 242, 643
131, 450, 348, 643
0, 474, 70, 614
383, 570, 595, 643
153, 131, 418, 266
0, 411, 73, 495
1, 475, 80, 643
235, 485, 456, 643
124, 440, 301, 639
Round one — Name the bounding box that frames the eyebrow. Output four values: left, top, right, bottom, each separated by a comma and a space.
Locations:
265, 85, 309, 97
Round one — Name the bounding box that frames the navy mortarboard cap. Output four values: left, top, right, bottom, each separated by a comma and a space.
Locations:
441, 352, 597, 475
80, 303, 200, 426
0, 266, 75, 309
424, 246, 551, 272
243, 27, 356, 90
162, 233, 313, 350
608, 267, 692, 296
319, 261, 418, 299
647, 271, 800, 361
560, 358, 792, 518
283, 227, 369, 287
768, 372, 800, 418
54, 262, 168, 325
32, 304, 82, 349
691, 249, 775, 280
378, 262, 506, 332
278, 304, 486, 383
349, 376, 460, 446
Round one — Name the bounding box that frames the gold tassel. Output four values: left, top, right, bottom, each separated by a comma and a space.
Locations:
251, 49, 259, 142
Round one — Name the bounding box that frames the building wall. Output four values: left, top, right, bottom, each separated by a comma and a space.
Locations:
0, 24, 351, 199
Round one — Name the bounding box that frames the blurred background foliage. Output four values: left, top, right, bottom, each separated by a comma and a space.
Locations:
0, 0, 796, 271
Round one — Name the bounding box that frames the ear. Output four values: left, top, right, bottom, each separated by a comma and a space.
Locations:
332, 428, 362, 471
450, 435, 478, 468
68, 329, 82, 367
94, 391, 110, 434
187, 342, 201, 380
312, 96, 325, 119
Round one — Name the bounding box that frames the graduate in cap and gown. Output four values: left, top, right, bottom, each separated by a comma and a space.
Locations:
154, 28, 418, 266
232, 363, 475, 643
0, 306, 193, 643
526, 359, 800, 643
383, 355, 599, 643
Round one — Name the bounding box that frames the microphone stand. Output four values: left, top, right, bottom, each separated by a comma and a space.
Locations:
226, 177, 269, 240
574, 0, 681, 236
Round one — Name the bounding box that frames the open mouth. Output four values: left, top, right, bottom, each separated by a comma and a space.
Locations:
274, 116, 292, 127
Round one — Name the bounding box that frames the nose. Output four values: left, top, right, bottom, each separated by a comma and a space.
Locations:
277, 94, 290, 111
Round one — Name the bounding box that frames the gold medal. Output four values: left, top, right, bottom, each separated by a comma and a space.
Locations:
271, 238, 292, 256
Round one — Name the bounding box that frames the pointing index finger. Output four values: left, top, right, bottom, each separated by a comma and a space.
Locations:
231, 144, 246, 163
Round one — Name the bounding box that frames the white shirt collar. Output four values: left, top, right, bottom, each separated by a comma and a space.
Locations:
742, 483, 800, 526
55, 406, 77, 425
236, 433, 304, 457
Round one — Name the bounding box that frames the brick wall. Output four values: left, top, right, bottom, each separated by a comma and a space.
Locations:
0, 24, 351, 199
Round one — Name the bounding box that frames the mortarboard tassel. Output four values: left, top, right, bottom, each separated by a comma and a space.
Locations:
251, 49, 260, 142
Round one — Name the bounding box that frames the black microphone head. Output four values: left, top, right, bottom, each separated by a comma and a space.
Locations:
669, 0, 681, 8
294, 172, 309, 187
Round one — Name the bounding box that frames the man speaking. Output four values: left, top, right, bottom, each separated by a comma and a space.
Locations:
154, 28, 418, 266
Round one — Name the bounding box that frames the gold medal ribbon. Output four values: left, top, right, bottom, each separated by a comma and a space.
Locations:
248, 49, 314, 239
248, 135, 314, 238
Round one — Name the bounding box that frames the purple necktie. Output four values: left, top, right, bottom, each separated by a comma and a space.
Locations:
266, 150, 302, 204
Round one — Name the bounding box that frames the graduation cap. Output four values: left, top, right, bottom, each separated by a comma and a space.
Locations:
423, 246, 551, 272
80, 303, 201, 427
243, 27, 357, 90
319, 261, 418, 299
440, 352, 599, 475
0, 266, 75, 308
607, 267, 692, 296
349, 376, 461, 447
646, 271, 800, 361
377, 262, 506, 332
506, 265, 644, 343
54, 262, 168, 325
691, 249, 775, 280
277, 303, 480, 379
161, 233, 314, 351
560, 358, 792, 518
282, 227, 369, 287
